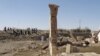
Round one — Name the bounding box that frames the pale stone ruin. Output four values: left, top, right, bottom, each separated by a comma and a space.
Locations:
49, 4, 59, 56
97, 31, 100, 42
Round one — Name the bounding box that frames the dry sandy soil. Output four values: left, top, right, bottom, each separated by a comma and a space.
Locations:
0, 40, 100, 56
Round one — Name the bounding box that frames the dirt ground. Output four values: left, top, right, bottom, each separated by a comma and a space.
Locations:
0, 40, 100, 56
0, 40, 39, 56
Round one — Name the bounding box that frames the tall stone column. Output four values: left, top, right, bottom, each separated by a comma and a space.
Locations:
49, 4, 59, 56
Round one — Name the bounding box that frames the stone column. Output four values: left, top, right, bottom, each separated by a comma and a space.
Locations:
49, 4, 59, 56
66, 44, 71, 54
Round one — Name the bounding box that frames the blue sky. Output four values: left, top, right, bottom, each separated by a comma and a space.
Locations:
0, 0, 100, 30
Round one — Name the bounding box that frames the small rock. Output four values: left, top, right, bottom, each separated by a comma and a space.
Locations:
42, 50, 46, 54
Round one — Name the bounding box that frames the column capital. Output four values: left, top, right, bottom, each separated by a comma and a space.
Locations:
49, 4, 59, 17
49, 4, 59, 8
